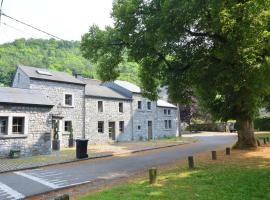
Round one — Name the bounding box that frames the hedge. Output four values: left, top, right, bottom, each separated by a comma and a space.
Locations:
254, 117, 270, 131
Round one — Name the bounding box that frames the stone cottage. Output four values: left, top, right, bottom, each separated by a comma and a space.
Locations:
0, 65, 178, 156
0, 87, 53, 157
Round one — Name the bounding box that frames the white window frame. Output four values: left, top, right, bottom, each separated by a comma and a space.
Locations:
63, 93, 74, 107
98, 121, 104, 133
64, 120, 72, 133
0, 113, 28, 138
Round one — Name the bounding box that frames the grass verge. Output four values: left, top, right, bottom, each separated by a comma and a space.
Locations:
80, 147, 270, 200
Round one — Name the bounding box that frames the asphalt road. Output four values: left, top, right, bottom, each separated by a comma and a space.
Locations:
0, 133, 236, 199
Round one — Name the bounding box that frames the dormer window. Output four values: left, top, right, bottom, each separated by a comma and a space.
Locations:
64, 93, 73, 106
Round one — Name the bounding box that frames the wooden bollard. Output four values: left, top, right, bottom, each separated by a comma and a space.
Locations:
226, 147, 230, 155
257, 139, 261, 146
54, 194, 69, 200
149, 168, 157, 184
211, 151, 217, 160
188, 156, 194, 169
263, 138, 267, 145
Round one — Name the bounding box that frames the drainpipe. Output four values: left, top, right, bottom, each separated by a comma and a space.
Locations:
177, 103, 181, 137
82, 87, 86, 139
131, 99, 134, 140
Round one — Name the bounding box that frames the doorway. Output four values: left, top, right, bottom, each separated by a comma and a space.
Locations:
148, 121, 153, 140
109, 122, 116, 140
52, 119, 63, 143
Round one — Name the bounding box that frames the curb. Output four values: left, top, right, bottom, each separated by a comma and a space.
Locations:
0, 141, 192, 174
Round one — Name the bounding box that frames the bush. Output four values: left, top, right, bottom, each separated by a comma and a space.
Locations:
254, 117, 270, 131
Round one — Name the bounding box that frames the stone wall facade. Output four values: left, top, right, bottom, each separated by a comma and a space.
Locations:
85, 97, 132, 144
155, 107, 178, 138
29, 80, 85, 147
11, 67, 30, 89
131, 94, 157, 140
0, 105, 51, 157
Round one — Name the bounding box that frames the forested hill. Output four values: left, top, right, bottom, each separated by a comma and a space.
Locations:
0, 38, 139, 86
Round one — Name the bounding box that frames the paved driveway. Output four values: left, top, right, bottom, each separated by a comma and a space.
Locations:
0, 132, 236, 199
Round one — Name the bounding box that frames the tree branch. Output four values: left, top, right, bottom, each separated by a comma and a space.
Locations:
184, 28, 227, 43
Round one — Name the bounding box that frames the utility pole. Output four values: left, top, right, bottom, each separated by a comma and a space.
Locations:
0, 0, 3, 27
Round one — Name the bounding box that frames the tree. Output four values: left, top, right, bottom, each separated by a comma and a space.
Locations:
81, 0, 270, 149
0, 38, 140, 86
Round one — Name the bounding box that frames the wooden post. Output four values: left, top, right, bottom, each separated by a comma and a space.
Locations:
54, 194, 69, 200
211, 151, 217, 160
257, 139, 261, 146
149, 168, 157, 184
188, 156, 194, 169
263, 138, 267, 145
226, 147, 230, 155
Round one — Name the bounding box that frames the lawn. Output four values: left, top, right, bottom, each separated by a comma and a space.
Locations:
80, 147, 270, 200
255, 131, 270, 139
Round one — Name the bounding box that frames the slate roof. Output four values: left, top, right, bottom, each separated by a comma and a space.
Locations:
79, 77, 102, 86
18, 65, 85, 85
0, 87, 54, 107
114, 80, 141, 93
157, 99, 177, 108
85, 85, 131, 100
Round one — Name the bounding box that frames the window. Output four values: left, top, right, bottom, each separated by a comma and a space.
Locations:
0, 117, 8, 135
119, 102, 123, 113
64, 94, 73, 106
164, 109, 167, 115
138, 125, 141, 130
147, 102, 151, 110
168, 120, 172, 129
98, 121, 104, 133
138, 101, 142, 109
12, 117, 24, 134
98, 101, 103, 112
168, 109, 171, 115
119, 121, 124, 133
64, 121, 72, 132
164, 120, 168, 129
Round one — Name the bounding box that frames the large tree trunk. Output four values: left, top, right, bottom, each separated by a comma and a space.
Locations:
234, 118, 257, 149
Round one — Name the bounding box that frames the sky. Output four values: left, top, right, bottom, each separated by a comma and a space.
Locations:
0, 0, 114, 44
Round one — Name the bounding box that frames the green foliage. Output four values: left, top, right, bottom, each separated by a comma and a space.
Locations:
254, 117, 270, 131
81, 0, 270, 123
0, 38, 140, 86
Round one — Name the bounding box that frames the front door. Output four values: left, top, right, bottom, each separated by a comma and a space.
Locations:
148, 121, 153, 140
109, 122, 116, 140
52, 119, 63, 142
